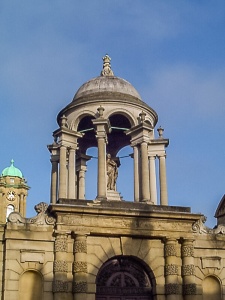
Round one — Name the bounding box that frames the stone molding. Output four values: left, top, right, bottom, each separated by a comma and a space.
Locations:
60, 214, 190, 232
20, 250, 44, 263
182, 264, 195, 276
54, 260, 68, 273
73, 261, 87, 273
73, 281, 87, 293
53, 280, 68, 292
201, 256, 221, 269
183, 283, 196, 295
165, 264, 178, 276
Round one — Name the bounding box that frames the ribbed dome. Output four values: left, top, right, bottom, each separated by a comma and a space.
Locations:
73, 75, 142, 102
1, 159, 23, 178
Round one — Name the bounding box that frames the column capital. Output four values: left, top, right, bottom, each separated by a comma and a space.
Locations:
126, 122, 152, 146
92, 118, 111, 135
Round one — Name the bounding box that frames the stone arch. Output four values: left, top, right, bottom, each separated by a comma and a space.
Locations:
107, 113, 132, 157
19, 270, 43, 300
202, 275, 222, 300
96, 255, 155, 300
77, 114, 97, 153
70, 110, 96, 132
106, 108, 136, 128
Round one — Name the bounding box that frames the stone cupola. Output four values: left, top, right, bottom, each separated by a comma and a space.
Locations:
48, 55, 169, 205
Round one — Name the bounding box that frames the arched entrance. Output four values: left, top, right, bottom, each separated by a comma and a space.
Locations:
96, 256, 154, 300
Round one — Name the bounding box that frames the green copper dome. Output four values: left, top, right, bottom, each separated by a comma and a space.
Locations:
1, 159, 23, 178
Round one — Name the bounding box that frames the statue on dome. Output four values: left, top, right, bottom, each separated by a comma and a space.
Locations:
101, 54, 114, 76
106, 154, 118, 191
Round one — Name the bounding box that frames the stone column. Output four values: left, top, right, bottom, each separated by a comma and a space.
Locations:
53, 232, 69, 300
92, 110, 110, 201
73, 233, 88, 300
51, 157, 59, 204
149, 155, 157, 204
140, 141, 150, 202
164, 238, 180, 300
68, 148, 76, 199
96, 134, 107, 200
77, 167, 87, 200
59, 145, 67, 199
181, 239, 196, 299
133, 145, 140, 202
159, 154, 168, 205
19, 193, 25, 217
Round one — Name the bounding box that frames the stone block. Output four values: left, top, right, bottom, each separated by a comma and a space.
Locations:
5, 260, 23, 274
109, 237, 121, 256
5, 280, 19, 291
42, 261, 53, 276
87, 253, 103, 272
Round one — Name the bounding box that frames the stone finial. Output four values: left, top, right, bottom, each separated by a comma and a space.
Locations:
139, 111, 146, 123
157, 126, 164, 138
97, 105, 104, 118
61, 115, 68, 128
101, 54, 114, 76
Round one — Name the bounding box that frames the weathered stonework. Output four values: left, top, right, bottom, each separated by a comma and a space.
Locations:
55, 236, 68, 252
183, 283, 196, 295
73, 261, 87, 273
53, 260, 68, 273
73, 281, 87, 293
53, 280, 68, 292
165, 244, 177, 257
182, 245, 194, 257
165, 283, 180, 295
182, 264, 195, 276
165, 264, 178, 275
74, 240, 87, 253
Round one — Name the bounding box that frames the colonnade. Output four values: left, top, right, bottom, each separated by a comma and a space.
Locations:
48, 111, 169, 205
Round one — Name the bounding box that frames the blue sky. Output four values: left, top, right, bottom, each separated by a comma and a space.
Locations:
0, 1, 225, 227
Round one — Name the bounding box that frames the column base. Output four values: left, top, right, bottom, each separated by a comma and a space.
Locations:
95, 196, 107, 201
140, 199, 154, 205
107, 190, 122, 201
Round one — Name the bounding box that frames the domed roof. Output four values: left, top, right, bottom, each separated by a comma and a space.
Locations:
57, 55, 158, 125
73, 54, 141, 102
1, 159, 23, 178
73, 75, 142, 102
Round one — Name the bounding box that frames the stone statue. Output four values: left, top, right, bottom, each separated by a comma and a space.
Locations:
106, 154, 118, 191
101, 54, 114, 77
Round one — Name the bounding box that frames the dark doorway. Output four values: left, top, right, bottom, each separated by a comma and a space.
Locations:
96, 256, 154, 300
